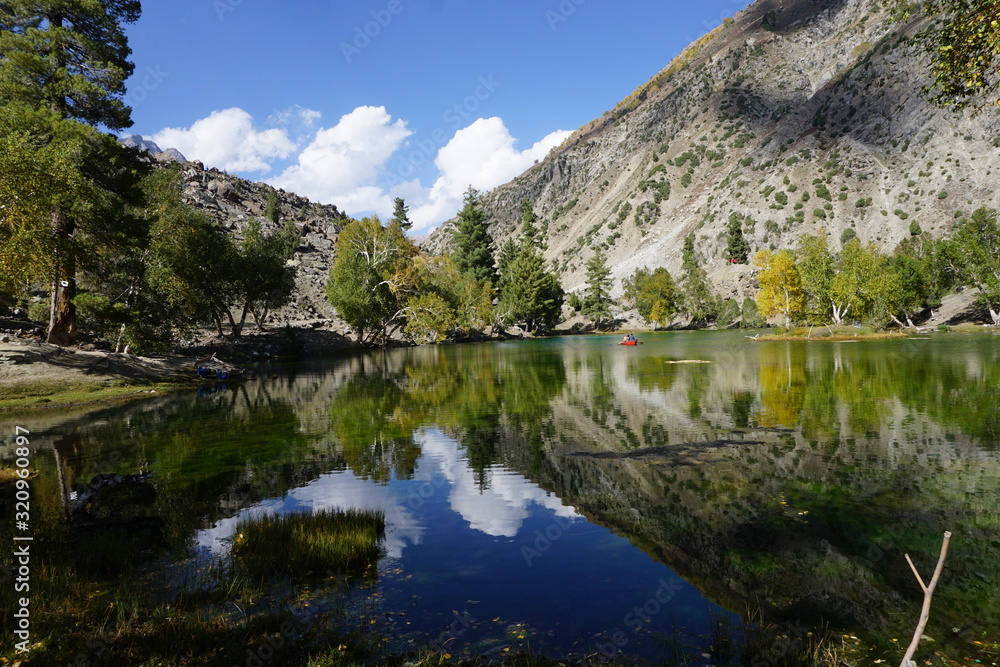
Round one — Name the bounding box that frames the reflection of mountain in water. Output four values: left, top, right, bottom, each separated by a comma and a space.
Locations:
310, 333, 1000, 654
8, 331, 997, 658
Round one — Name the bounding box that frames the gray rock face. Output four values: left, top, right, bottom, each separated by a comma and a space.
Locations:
426, 0, 1000, 300
121, 134, 188, 162
163, 160, 348, 325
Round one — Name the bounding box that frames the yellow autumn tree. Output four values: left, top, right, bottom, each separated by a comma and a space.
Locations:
753, 249, 806, 327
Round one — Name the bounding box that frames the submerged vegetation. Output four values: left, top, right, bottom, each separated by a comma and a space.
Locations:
231, 508, 386, 579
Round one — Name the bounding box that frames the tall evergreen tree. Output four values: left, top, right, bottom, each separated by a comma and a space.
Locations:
583, 249, 613, 327
391, 197, 412, 231
680, 233, 716, 325
498, 243, 563, 333
451, 187, 498, 287
520, 199, 545, 250
725, 213, 751, 264
0, 0, 141, 345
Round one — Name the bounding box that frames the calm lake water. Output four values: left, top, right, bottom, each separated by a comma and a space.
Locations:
2, 329, 999, 663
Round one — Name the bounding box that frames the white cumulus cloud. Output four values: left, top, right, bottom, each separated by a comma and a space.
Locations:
409, 118, 572, 230
148, 105, 570, 233
151, 108, 296, 173
270, 105, 413, 216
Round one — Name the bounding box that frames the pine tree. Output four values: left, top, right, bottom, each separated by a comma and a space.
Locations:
583, 249, 613, 326
498, 243, 563, 333
680, 234, 716, 325
520, 199, 545, 250
725, 213, 751, 264
0, 0, 141, 345
391, 197, 412, 231
451, 187, 498, 287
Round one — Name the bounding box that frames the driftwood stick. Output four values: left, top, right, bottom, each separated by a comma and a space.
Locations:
899, 531, 952, 667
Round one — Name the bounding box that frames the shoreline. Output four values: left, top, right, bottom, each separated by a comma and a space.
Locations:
1, 322, 992, 412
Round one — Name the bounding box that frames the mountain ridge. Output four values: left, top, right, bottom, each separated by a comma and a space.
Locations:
425, 0, 1000, 305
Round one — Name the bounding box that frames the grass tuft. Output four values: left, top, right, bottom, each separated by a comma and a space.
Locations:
230, 508, 386, 579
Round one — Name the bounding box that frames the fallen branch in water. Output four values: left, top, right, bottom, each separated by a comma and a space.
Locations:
899, 530, 952, 667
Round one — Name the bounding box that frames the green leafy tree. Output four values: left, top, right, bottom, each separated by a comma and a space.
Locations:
623, 267, 678, 327
147, 200, 238, 337
326, 216, 416, 346
263, 187, 281, 224
0, 106, 81, 301
725, 213, 751, 263
75, 166, 183, 353
741, 296, 766, 328
949, 207, 1000, 324
391, 197, 412, 231
897, 0, 1000, 110
753, 249, 806, 327
143, 169, 299, 340
237, 219, 300, 331
680, 233, 717, 325
0, 0, 141, 345
830, 239, 901, 328
796, 234, 834, 322
400, 255, 494, 343
451, 187, 498, 288
583, 249, 614, 327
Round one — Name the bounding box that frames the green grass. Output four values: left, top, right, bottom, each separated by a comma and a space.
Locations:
0, 378, 182, 411
231, 508, 386, 579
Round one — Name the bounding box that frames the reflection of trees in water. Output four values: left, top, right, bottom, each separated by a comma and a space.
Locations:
330, 373, 421, 482
43, 384, 320, 549
757, 344, 808, 428
752, 338, 1000, 445
328, 347, 567, 484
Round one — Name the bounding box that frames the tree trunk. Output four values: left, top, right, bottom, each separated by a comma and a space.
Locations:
47, 208, 77, 346
254, 305, 270, 331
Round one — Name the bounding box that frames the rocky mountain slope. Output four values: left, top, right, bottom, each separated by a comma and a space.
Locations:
427, 0, 1000, 303
128, 140, 349, 326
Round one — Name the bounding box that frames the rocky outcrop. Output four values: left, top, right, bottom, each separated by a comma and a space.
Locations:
426, 0, 1000, 302
119, 136, 349, 328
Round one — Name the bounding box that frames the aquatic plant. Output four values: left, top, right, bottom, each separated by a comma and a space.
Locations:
230, 508, 386, 579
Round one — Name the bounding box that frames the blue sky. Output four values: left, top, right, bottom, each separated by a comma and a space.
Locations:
125, 0, 752, 232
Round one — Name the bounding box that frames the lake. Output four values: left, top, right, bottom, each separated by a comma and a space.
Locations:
1, 329, 998, 664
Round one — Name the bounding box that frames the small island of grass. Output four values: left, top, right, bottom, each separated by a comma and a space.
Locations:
751, 325, 923, 342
